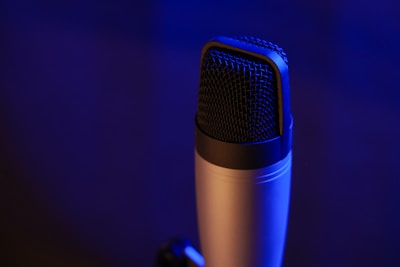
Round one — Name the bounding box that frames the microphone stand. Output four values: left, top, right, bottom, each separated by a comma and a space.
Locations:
156, 238, 205, 267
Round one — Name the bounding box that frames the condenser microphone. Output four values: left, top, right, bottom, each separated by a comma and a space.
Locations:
195, 36, 293, 267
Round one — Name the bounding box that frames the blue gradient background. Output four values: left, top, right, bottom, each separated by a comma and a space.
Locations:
1, 1, 399, 266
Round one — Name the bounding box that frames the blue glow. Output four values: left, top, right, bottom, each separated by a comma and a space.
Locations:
184, 246, 205, 267
1, 0, 400, 266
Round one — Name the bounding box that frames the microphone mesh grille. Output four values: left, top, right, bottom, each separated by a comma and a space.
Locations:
232, 36, 288, 65
198, 38, 283, 143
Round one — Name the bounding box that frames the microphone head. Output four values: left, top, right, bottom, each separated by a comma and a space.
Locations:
197, 36, 290, 144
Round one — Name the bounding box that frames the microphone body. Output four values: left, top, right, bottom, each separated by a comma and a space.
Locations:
195, 36, 293, 267
195, 151, 291, 267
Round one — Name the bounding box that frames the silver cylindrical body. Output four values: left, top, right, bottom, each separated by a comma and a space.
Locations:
195, 150, 292, 267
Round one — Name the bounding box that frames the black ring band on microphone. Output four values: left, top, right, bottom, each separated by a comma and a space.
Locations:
195, 117, 292, 170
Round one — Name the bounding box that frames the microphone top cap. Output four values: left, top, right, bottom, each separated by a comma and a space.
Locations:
231, 36, 288, 65
197, 36, 289, 144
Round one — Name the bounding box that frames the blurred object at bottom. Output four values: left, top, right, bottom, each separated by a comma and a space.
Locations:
156, 238, 205, 267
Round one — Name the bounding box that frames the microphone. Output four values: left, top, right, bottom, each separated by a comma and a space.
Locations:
195, 36, 293, 267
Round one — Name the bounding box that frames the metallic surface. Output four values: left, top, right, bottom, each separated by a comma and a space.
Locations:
195, 150, 292, 267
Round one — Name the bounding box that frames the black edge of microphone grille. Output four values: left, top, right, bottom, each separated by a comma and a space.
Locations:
196, 121, 284, 169
196, 36, 293, 169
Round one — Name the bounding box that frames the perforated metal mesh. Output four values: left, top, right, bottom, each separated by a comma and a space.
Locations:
197, 37, 285, 143
232, 36, 288, 65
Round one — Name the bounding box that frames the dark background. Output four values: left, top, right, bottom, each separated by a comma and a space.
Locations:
1, 1, 400, 266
